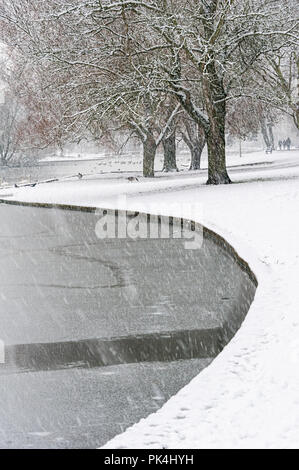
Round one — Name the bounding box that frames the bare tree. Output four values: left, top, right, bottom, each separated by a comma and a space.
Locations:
180, 116, 206, 170
227, 97, 279, 152
95, 0, 298, 182
267, 51, 299, 130
93, 0, 297, 183
0, 95, 22, 165
0, 0, 297, 183
0, 2, 182, 176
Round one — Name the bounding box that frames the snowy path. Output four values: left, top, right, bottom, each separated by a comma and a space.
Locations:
103, 152, 299, 449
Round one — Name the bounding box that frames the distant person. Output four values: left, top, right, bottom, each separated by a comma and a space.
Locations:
286, 137, 291, 150
282, 139, 287, 150
278, 140, 282, 150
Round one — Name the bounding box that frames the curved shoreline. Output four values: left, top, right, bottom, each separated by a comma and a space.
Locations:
0, 198, 258, 448
0, 198, 257, 371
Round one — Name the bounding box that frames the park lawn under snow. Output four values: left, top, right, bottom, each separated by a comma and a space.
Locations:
1, 149, 299, 448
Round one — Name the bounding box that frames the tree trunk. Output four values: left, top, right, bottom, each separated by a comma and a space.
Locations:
143, 134, 157, 177
203, 67, 231, 185
181, 120, 206, 170
206, 129, 231, 184
162, 129, 178, 172
0, 153, 7, 167
268, 123, 275, 149
260, 118, 271, 148
190, 130, 206, 170
190, 124, 206, 170
174, 63, 230, 183
294, 108, 299, 131
189, 147, 201, 170
294, 54, 299, 130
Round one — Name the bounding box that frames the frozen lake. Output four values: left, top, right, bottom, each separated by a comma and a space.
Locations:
0, 204, 256, 448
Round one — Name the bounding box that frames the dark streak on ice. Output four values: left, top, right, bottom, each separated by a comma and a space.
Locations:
1, 327, 225, 375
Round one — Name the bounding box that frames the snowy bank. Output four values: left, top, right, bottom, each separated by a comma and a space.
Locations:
1, 150, 299, 448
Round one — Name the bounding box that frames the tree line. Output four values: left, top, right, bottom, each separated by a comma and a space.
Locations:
0, 0, 298, 182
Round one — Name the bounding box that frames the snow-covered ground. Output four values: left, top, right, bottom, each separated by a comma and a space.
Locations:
1, 148, 299, 448
0, 149, 298, 203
